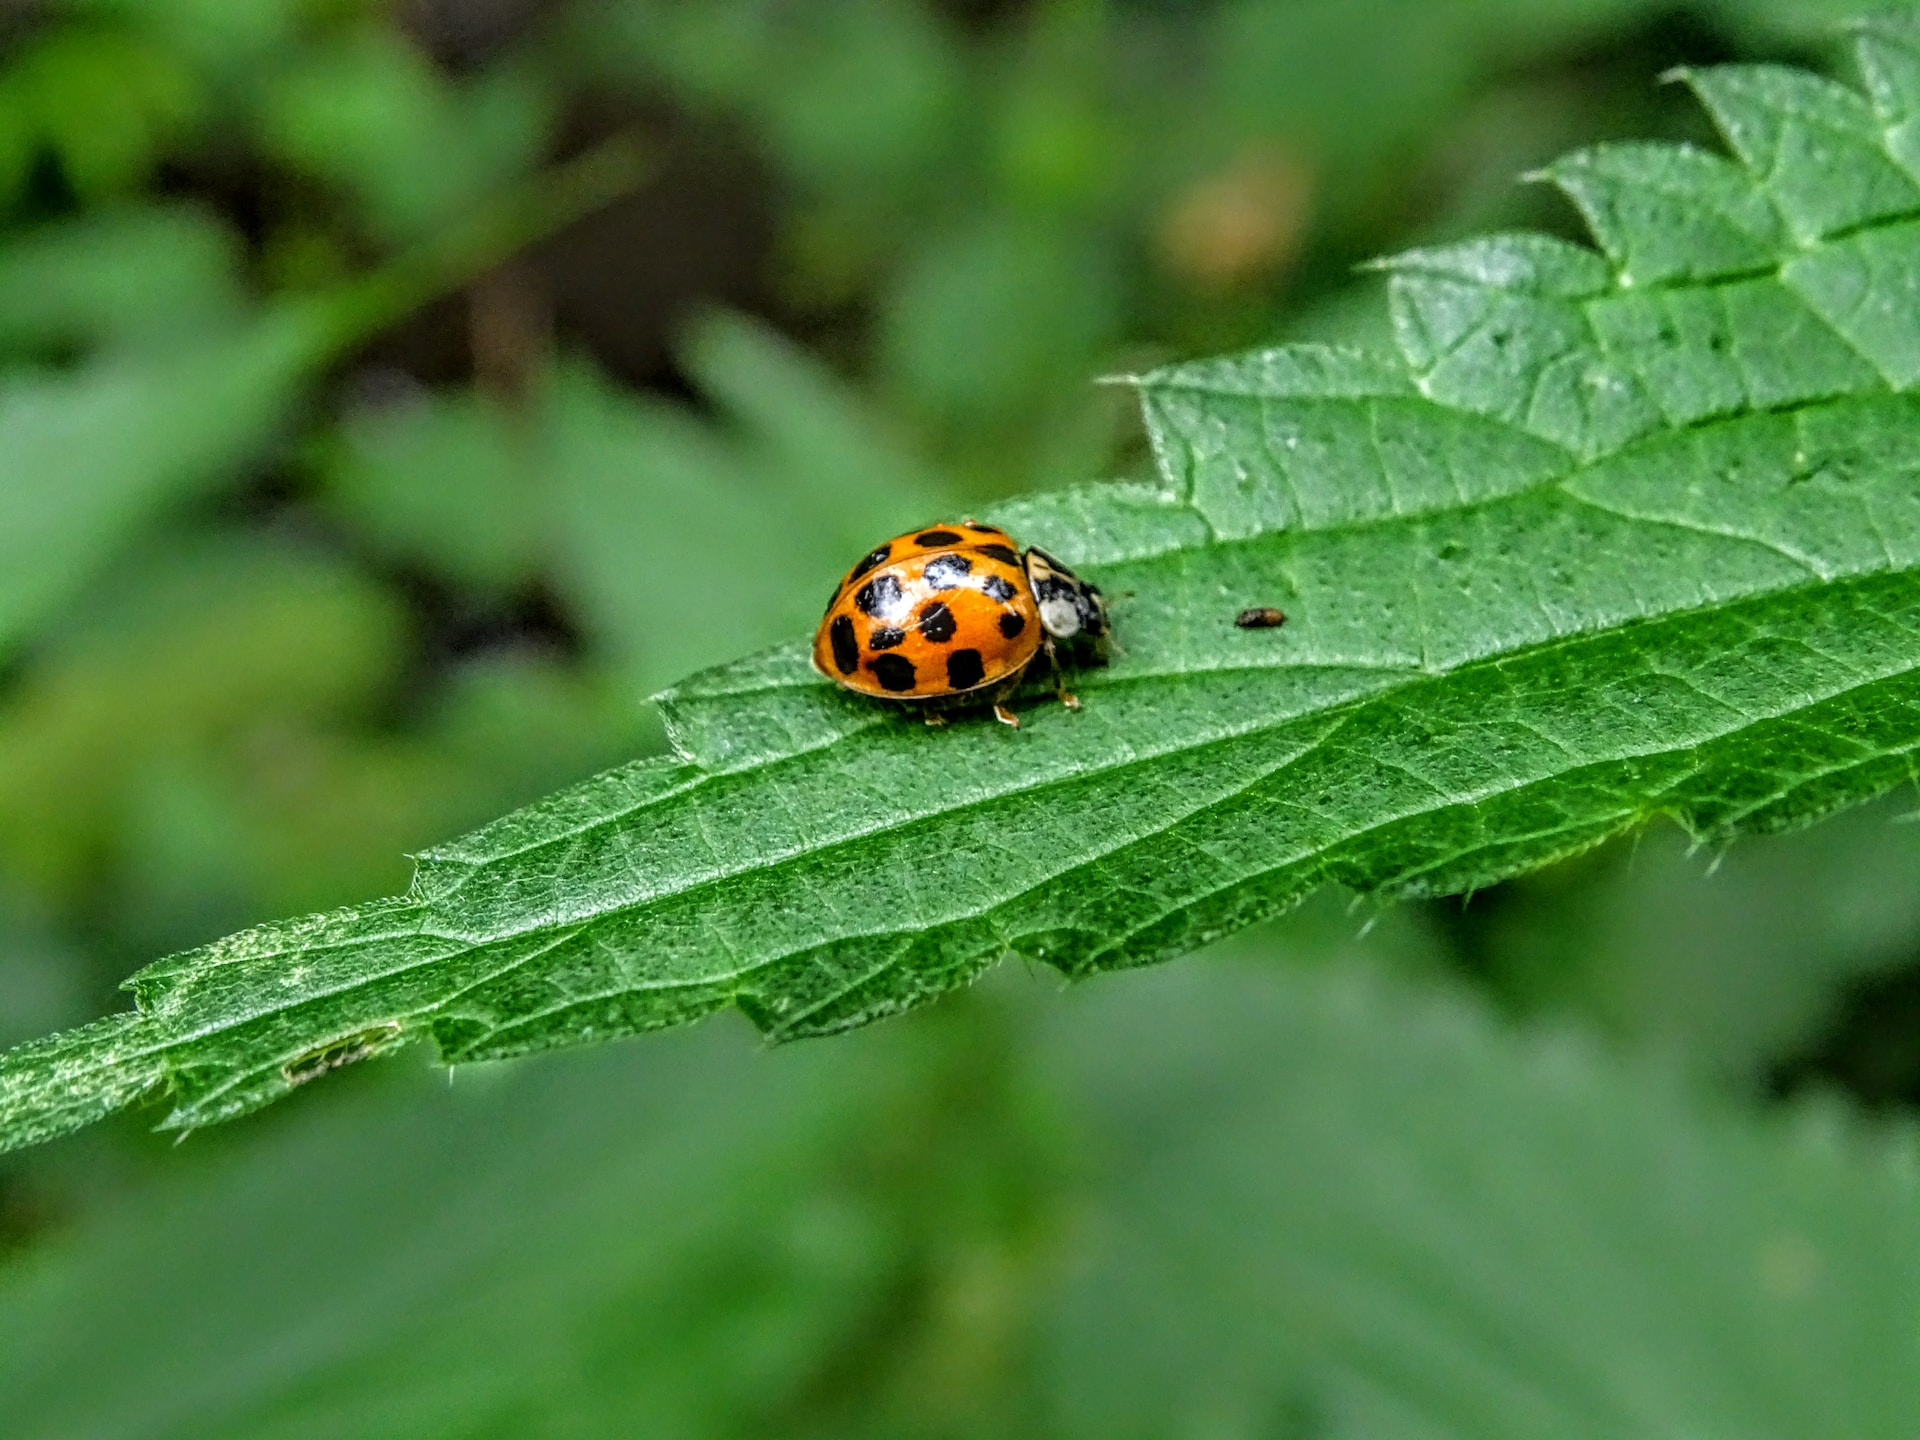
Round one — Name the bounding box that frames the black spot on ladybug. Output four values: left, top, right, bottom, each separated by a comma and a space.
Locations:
869, 625, 906, 650
849, 544, 891, 582
856, 572, 907, 619
981, 574, 1016, 602
918, 601, 956, 643
922, 553, 972, 589
998, 611, 1026, 638
914, 529, 963, 547
870, 653, 917, 692
977, 543, 1020, 566
969, 523, 1007, 535
829, 615, 859, 674
947, 649, 985, 690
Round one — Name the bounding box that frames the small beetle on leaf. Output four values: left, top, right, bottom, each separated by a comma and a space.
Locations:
812, 522, 1108, 728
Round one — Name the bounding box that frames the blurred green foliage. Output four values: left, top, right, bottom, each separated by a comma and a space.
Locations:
3, 0, 1920, 1432
9, 917, 1920, 1438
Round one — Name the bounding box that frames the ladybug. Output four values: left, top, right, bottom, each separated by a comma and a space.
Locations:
812, 520, 1108, 728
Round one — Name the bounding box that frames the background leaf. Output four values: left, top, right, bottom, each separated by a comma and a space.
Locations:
546, 317, 950, 689
1475, 794, 1920, 1088
1046, 946, 1920, 1440
260, 27, 552, 245
0, 306, 329, 660
5, 928, 1918, 1438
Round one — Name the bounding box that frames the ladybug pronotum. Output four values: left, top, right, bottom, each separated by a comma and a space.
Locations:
812, 521, 1108, 728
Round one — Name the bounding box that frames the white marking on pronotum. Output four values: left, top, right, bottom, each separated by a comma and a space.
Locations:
1039, 598, 1082, 636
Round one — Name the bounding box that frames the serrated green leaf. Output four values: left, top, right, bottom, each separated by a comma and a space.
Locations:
1856, 12, 1920, 132
9, 30, 1920, 1152
1681, 63, 1920, 243
0, 1014, 168, 1156
1538, 142, 1787, 286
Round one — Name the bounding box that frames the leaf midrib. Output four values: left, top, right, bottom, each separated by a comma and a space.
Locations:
482, 604, 1920, 1044
323, 510, 1906, 959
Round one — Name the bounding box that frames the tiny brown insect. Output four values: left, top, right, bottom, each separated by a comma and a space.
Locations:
1234, 606, 1287, 629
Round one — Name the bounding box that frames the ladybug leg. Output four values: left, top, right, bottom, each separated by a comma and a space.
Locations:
1039, 634, 1081, 709
923, 711, 948, 728
992, 703, 1021, 729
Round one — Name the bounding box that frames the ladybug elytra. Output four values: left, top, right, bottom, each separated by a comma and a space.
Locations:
811, 521, 1108, 728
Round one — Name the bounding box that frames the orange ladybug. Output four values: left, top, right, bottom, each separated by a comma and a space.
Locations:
812, 521, 1108, 728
